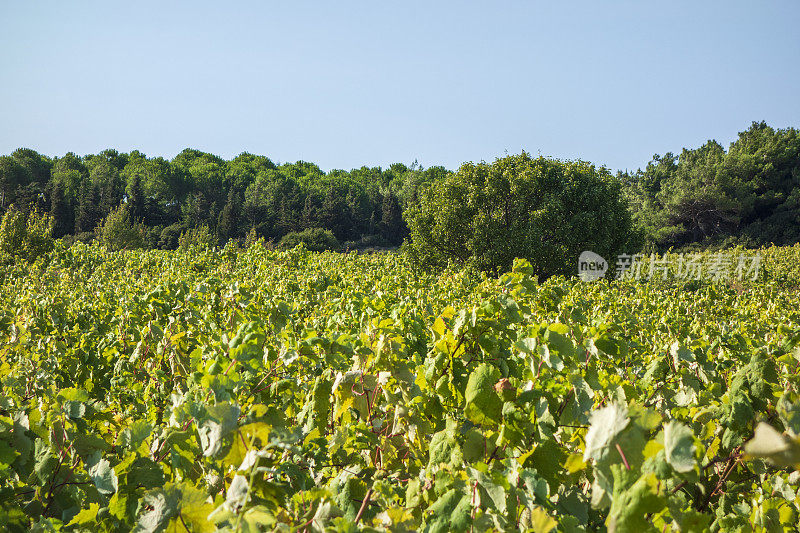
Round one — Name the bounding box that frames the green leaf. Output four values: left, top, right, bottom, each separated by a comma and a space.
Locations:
109, 492, 129, 520
68, 503, 99, 526
606, 468, 665, 533
135, 482, 212, 533
529, 438, 565, 493
34, 440, 58, 484
464, 363, 502, 426
73, 433, 111, 459
744, 422, 800, 468
63, 400, 86, 419
0, 439, 20, 466
225, 474, 250, 512
469, 467, 507, 514
670, 342, 695, 366
198, 402, 240, 457
777, 393, 800, 437
119, 420, 153, 451
462, 428, 485, 462
135, 486, 180, 533
583, 403, 630, 462
663, 421, 696, 473
57, 387, 89, 402
528, 506, 557, 533
428, 425, 463, 470
86, 451, 118, 495
171, 483, 215, 532
127, 456, 165, 489
544, 326, 574, 360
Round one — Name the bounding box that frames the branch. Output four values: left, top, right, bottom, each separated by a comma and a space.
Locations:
354, 488, 374, 525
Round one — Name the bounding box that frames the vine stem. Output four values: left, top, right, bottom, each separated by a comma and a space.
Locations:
354, 488, 374, 525
470, 480, 478, 533
615, 443, 630, 470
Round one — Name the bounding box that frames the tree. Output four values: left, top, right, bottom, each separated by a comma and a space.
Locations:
178, 224, 217, 250
405, 152, 635, 277
226, 152, 277, 192
86, 159, 124, 218
50, 152, 87, 204
173, 149, 227, 208
217, 189, 241, 244
11, 148, 52, 185
321, 185, 351, 241
127, 173, 146, 222
0, 207, 54, 262
0, 156, 29, 209
74, 179, 101, 233
623, 122, 800, 249
181, 192, 211, 229
49, 181, 71, 238
96, 204, 146, 251
122, 153, 182, 226
380, 191, 404, 244
278, 227, 340, 252
301, 194, 322, 229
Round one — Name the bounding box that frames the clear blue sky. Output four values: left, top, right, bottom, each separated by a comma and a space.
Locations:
1, 1, 798, 173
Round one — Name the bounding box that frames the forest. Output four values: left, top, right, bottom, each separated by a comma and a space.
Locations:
0, 121, 798, 262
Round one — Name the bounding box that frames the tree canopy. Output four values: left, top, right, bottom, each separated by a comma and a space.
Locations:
405, 152, 635, 277
0, 120, 797, 271
622, 121, 800, 249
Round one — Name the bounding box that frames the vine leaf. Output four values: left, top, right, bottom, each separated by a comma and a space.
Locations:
663, 421, 696, 473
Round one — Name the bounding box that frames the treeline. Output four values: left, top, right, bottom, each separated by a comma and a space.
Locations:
621, 121, 800, 250
0, 149, 447, 249
0, 120, 798, 255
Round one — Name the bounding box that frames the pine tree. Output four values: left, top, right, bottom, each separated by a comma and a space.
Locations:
127, 174, 145, 222
74, 179, 101, 234
301, 195, 320, 229
99, 181, 117, 219
217, 189, 241, 244
321, 186, 350, 241
49, 181, 71, 238
380, 191, 404, 244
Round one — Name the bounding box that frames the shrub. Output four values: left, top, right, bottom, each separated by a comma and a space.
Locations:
144, 225, 164, 249
343, 234, 391, 251
244, 227, 263, 248
279, 227, 340, 252
96, 205, 147, 251
405, 152, 635, 277
159, 223, 185, 250
178, 224, 217, 251
0, 208, 55, 262
62, 232, 96, 248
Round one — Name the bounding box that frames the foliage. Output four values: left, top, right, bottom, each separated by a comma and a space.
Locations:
623, 121, 800, 250
2, 146, 437, 252
1, 121, 796, 257
178, 224, 218, 251
0, 207, 54, 262
405, 152, 635, 277
343, 234, 392, 252
96, 204, 146, 252
243, 227, 263, 249
62, 231, 96, 248
0, 245, 799, 531
279, 227, 340, 252
158, 222, 185, 250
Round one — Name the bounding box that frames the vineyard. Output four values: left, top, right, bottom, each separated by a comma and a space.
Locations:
2, 242, 800, 532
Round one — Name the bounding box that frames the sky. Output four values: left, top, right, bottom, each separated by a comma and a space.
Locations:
1, 1, 799, 173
